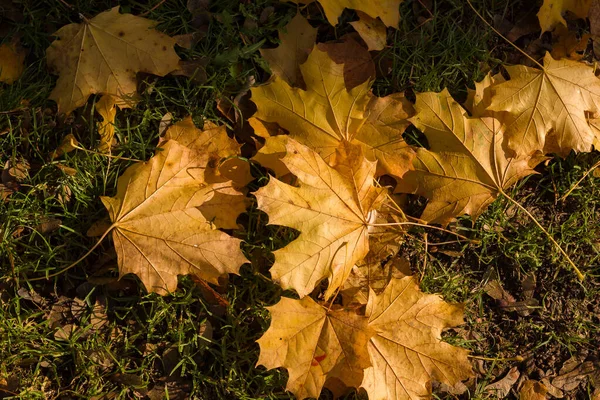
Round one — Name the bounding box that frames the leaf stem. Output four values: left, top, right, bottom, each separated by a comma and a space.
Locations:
465, 0, 544, 69
499, 191, 584, 280
559, 160, 600, 201
27, 224, 116, 281
367, 221, 475, 243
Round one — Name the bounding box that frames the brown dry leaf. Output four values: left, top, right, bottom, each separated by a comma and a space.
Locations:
350, 11, 387, 51
484, 367, 520, 398
46, 7, 180, 114
551, 24, 590, 60
260, 13, 317, 87
0, 41, 25, 84
100, 140, 248, 295
282, 0, 404, 27
255, 139, 387, 299
520, 380, 548, 400
590, 0, 600, 57
160, 117, 250, 228
361, 276, 473, 400
396, 90, 543, 225
257, 296, 374, 399
552, 360, 596, 392
96, 94, 118, 152
318, 36, 375, 89
537, 0, 591, 33
252, 46, 414, 182
487, 53, 600, 157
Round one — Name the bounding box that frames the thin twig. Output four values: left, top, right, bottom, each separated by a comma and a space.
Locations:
140, 0, 167, 17
500, 190, 584, 280
27, 225, 116, 281
465, 0, 544, 69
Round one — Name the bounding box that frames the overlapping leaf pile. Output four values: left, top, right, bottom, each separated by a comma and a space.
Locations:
22, 1, 600, 399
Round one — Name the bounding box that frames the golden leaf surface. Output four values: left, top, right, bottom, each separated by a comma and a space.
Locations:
100, 140, 247, 295
160, 117, 250, 229
96, 95, 118, 152
46, 7, 180, 114
260, 13, 317, 87
487, 53, 600, 157
350, 11, 387, 51
361, 276, 473, 400
537, 0, 591, 33
0, 42, 25, 84
396, 89, 542, 225
283, 0, 404, 27
252, 47, 414, 181
255, 139, 387, 299
257, 296, 374, 399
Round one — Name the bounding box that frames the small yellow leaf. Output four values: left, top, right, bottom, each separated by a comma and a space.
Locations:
0, 42, 25, 84
520, 380, 548, 400
350, 11, 387, 51
46, 7, 180, 114
260, 13, 317, 87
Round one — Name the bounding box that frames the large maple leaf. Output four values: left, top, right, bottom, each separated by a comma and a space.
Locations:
396, 89, 543, 225
257, 296, 374, 399
257, 277, 472, 400
255, 139, 387, 299
47, 7, 180, 114
486, 53, 600, 157
283, 0, 404, 27
361, 276, 473, 400
100, 140, 247, 295
252, 47, 414, 181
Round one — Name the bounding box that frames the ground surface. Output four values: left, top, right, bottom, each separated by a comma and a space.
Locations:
0, 0, 599, 399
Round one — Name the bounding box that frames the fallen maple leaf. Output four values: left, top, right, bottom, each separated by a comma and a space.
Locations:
160, 117, 250, 228
317, 35, 376, 90
252, 47, 414, 181
257, 296, 374, 399
396, 89, 543, 225
361, 276, 473, 400
255, 139, 387, 299
260, 13, 317, 87
486, 53, 600, 157
100, 140, 247, 295
0, 41, 25, 84
283, 0, 404, 27
537, 0, 591, 33
46, 7, 180, 114
350, 11, 387, 51
520, 380, 549, 400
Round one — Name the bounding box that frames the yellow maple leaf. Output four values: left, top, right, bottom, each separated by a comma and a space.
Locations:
396, 89, 543, 225
255, 139, 387, 299
252, 47, 414, 181
361, 276, 473, 400
538, 0, 591, 33
283, 0, 404, 27
260, 13, 317, 87
257, 296, 374, 399
100, 140, 248, 295
95, 95, 118, 152
486, 53, 600, 157
46, 7, 180, 114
